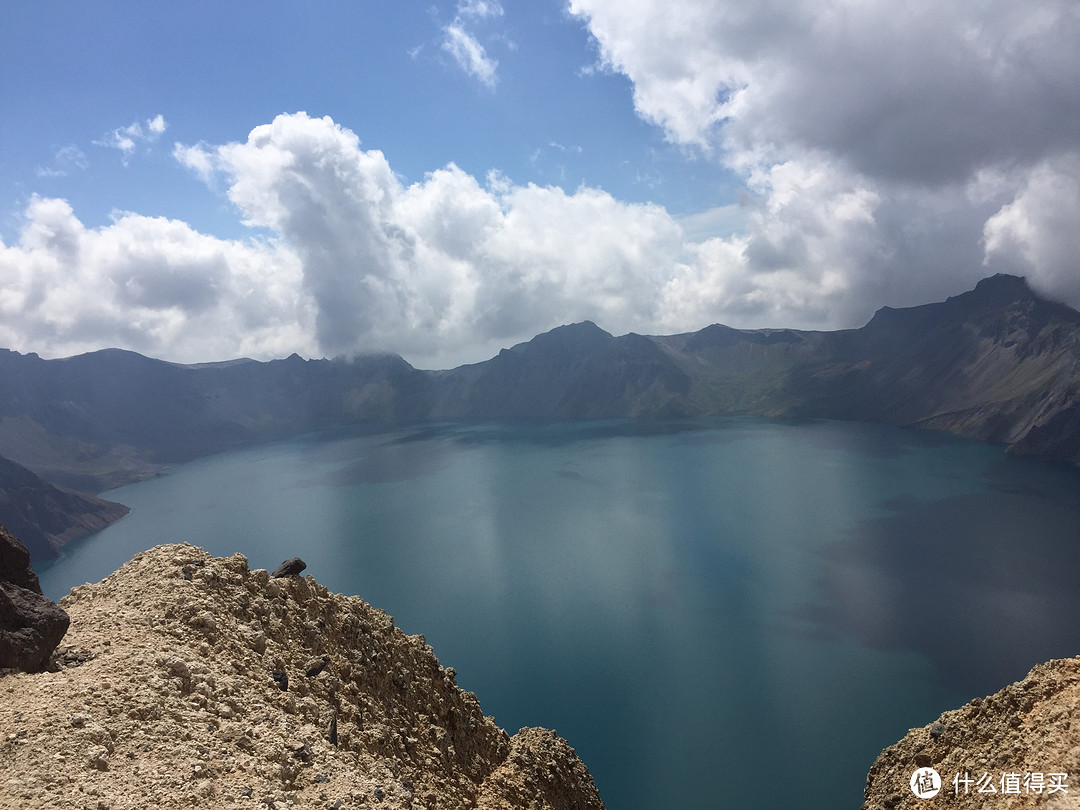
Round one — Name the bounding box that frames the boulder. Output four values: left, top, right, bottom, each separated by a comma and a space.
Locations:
0, 581, 70, 671
0, 522, 69, 671
271, 557, 307, 577
0, 521, 41, 593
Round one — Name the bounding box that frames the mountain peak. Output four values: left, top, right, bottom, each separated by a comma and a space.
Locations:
866, 274, 1061, 332
949, 273, 1080, 323
509, 320, 614, 356
973, 272, 1029, 292
545, 320, 612, 339
964, 273, 1034, 304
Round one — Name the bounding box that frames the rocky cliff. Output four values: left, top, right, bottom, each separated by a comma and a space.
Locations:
0, 544, 605, 810
863, 657, 1080, 809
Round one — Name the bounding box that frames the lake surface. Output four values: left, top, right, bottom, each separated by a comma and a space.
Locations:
38, 418, 1080, 809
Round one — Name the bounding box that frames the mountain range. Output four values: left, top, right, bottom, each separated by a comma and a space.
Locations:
3, 273, 1079, 560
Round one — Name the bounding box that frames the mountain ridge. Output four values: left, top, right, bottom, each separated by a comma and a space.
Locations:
5, 273, 1080, 560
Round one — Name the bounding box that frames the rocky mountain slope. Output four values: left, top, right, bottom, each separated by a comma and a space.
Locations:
5, 274, 1080, 560
863, 656, 1080, 809
778, 274, 1080, 456
0, 453, 128, 561
0, 543, 605, 810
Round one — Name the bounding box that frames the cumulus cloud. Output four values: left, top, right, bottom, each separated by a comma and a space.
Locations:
95, 115, 169, 164
11, 77, 1074, 370
569, 1, 1080, 179
983, 154, 1080, 304
172, 142, 216, 186
0, 195, 312, 362
12, 112, 764, 367
569, 0, 1080, 315
8, 5, 1080, 371
174, 112, 703, 366
7, 112, 717, 366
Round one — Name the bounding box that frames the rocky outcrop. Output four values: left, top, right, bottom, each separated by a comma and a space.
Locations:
0, 522, 69, 672
863, 656, 1080, 809
0, 544, 605, 809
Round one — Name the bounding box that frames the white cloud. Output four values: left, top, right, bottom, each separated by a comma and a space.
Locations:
0, 195, 312, 362
174, 112, 700, 366
146, 114, 167, 136
94, 115, 169, 164
568, 0, 1080, 319
983, 152, 1080, 304
569, 0, 1080, 179
166, 112, 974, 368
457, 0, 503, 20
36, 145, 88, 178
7, 49, 1078, 372
173, 142, 216, 186
441, 23, 499, 89
15, 112, 714, 366
438, 0, 507, 88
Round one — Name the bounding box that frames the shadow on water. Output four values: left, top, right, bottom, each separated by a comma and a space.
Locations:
790, 418, 989, 460
797, 460, 1080, 697
386, 418, 733, 447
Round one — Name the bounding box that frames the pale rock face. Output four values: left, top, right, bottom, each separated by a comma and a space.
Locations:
863, 656, 1080, 810
0, 543, 605, 809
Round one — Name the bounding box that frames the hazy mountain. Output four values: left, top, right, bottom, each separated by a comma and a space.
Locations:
0, 348, 433, 492
1, 273, 1078, 559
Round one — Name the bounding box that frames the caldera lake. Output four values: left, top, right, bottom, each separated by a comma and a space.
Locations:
38, 418, 1080, 809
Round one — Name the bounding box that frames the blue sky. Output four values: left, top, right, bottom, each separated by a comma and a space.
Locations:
2, 2, 737, 236
1, 1, 1078, 367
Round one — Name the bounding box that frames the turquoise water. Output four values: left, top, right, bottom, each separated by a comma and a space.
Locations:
37, 418, 1080, 808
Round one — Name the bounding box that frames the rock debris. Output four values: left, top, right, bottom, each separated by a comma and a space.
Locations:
0, 543, 605, 809
864, 656, 1080, 809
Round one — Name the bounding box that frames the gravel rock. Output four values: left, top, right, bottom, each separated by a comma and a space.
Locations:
0, 543, 605, 809
864, 656, 1080, 809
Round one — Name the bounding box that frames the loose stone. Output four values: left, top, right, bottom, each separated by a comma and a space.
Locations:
271, 558, 307, 578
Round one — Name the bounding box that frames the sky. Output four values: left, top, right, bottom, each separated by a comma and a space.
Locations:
1, 1, 1078, 369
